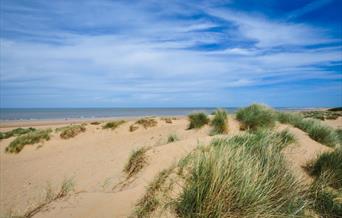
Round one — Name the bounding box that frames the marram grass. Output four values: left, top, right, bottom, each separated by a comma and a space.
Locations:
188, 112, 209, 129
6, 129, 52, 153
307, 149, 342, 189
0, 127, 36, 140
124, 147, 149, 178
102, 120, 125, 130
236, 104, 276, 130
210, 109, 228, 135
176, 130, 307, 218
57, 125, 86, 139
277, 112, 340, 147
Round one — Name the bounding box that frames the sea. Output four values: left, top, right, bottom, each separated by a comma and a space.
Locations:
0, 107, 307, 121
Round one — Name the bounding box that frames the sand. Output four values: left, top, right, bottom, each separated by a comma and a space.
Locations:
0, 116, 337, 217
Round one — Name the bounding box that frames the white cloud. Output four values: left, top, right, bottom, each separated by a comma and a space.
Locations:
0, 0, 341, 107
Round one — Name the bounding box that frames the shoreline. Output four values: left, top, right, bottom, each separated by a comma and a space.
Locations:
0, 115, 186, 128
0, 107, 331, 128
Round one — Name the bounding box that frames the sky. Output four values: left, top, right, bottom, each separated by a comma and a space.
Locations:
0, 0, 341, 108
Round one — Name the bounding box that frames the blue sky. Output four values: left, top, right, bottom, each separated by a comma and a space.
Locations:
0, 0, 341, 108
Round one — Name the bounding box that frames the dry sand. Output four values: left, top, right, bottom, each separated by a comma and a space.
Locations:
0, 116, 338, 217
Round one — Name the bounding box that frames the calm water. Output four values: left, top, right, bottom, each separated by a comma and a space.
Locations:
0, 107, 304, 121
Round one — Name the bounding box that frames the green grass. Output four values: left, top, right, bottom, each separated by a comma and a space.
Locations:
307, 149, 342, 189
187, 113, 209, 129
277, 112, 340, 147
210, 109, 228, 135
167, 133, 179, 143
124, 147, 149, 178
176, 130, 306, 218
336, 129, 342, 146
102, 120, 125, 130
277, 112, 303, 125
301, 110, 342, 120
57, 125, 86, 139
5, 129, 52, 153
236, 104, 276, 131
304, 119, 339, 147
0, 127, 36, 140
309, 175, 342, 217
134, 167, 173, 217
135, 118, 158, 129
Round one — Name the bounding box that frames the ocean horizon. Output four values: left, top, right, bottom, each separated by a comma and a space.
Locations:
0, 107, 322, 121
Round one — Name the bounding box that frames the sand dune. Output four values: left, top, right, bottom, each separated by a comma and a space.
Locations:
0, 116, 338, 217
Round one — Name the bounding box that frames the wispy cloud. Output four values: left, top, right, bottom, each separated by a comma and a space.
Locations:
0, 0, 341, 107
287, 0, 333, 19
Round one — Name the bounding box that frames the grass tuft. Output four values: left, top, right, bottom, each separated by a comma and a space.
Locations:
177, 130, 306, 217
210, 109, 228, 135
57, 125, 86, 139
309, 175, 342, 217
102, 120, 125, 130
167, 134, 179, 143
275, 128, 296, 145
23, 178, 75, 218
124, 147, 149, 178
301, 110, 342, 120
0, 127, 36, 140
306, 149, 342, 189
129, 124, 139, 132
277, 112, 340, 147
134, 167, 173, 217
90, 121, 101, 125
188, 113, 209, 129
236, 104, 276, 130
161, 117, 173, 124
135, 118, 158, 129
5, 129, 52, 153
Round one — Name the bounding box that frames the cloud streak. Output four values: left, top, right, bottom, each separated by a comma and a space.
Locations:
0, 0, 341, 107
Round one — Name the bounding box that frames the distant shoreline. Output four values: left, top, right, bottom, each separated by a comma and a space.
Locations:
0, 107, 330, 128
0, 107, 329, 123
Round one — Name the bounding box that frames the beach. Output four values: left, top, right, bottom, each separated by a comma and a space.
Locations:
0, 111, 341, 217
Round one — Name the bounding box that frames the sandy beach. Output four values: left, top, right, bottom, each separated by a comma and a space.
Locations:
0, 114, 341, 217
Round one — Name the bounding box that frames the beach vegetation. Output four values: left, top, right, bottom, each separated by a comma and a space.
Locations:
102, 120, 125, 130
236, 104, 276, 130
306, 149, 342, 189
124, 147, 149, 178
134, 167, 173, 217
167, 133, 179, 143
0, 127, 36, 140
210, 109, 228, 135
129, 124, 139, 132
135, 118, 158, 129
309, 175, 342, 217
187, 112, 209, 129
5, 129, 52, 153
58, 125, 86, 139
176, 130, 307, 217
90, 121, 101, 125
277, 112, 340, 147
161, 117, 173, 124
301, 110, 342, 120
22, 178, 74, 218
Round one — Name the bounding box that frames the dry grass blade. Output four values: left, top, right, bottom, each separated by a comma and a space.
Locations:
135, 118, 157, 129
102, 120, 125, 130
58, 125, 86, 139
124, 147, 149, 178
